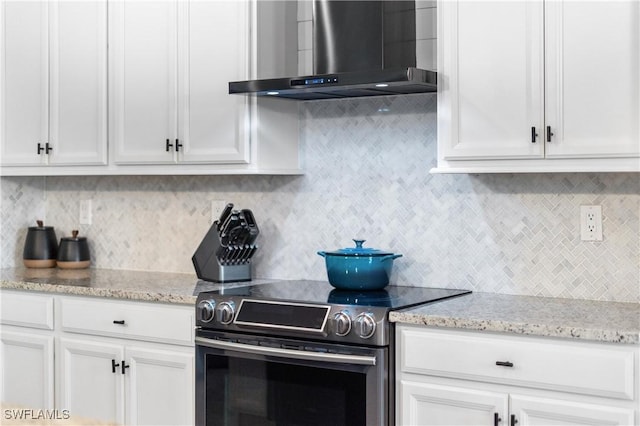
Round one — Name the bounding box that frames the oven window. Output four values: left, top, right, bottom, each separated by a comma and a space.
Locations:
204, 353, 367, 426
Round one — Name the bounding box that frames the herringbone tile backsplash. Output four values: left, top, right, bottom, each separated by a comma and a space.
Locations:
1, 94, 638, 302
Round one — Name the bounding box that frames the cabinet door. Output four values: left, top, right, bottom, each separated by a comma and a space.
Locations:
510, 394, 635, 426
110, 0, 178, 164
438, 1, 544, 160
57, 338, 125, 424
0, 0, 48, 166
126, 346, 194, 426
545, 1, 640, 158
0, 330, 54, 409
48, 0, 107, 166
178, 0, 250, 164
398, 380, 508, 426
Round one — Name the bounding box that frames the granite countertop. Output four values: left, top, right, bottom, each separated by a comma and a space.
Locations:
390, 292, 640, 344
2, 268, 638, 344
0, 267, 271, 305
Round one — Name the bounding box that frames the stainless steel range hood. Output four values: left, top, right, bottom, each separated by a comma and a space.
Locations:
229, 0, 437, 101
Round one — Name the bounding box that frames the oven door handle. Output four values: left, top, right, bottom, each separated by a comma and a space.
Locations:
195, 336, 377, 366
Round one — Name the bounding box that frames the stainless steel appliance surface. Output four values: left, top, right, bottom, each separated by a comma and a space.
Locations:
229, 0, 437, 100
195, 280, 470, 426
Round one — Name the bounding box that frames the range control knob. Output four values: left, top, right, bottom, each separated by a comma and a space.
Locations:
354, 312, 377, 339
333, 311, 352, 336
197, 300, 216, 323
216, 301, 236, 325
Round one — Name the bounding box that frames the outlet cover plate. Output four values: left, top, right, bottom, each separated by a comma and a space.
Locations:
79, 200, 92, 225
580, 205, 602, 241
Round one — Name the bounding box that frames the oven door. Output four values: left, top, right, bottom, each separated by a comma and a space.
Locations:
195, 330, 388, 426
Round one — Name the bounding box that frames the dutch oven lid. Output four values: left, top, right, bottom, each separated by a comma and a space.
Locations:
324, 239, 394, 257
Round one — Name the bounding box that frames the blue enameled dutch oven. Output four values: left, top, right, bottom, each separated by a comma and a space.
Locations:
317, 239, 402, 290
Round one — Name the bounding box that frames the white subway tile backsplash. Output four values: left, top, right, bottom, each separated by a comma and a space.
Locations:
298, 49, 313, 75
297, 0, 312, 22
416, 39, 437, 70
416, 7, 437, 40
297, 20, 313, 52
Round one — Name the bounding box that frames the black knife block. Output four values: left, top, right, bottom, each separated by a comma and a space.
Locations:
192, 223, 252, 283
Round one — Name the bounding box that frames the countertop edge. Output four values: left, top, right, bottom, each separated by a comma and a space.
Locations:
0, 280, 197, 305
389, 312, 640, 345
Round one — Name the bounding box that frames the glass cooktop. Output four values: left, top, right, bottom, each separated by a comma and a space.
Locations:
196, 280, 471, 310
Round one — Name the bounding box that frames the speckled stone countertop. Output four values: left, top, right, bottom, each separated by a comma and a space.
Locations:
390, 292, 640, 344
0, 267, 273, 305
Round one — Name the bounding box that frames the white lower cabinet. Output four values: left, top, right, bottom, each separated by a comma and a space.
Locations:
56, 295, 195, 426
0, 290, 195, 426
57, 337, 194, 426
0, 290, 55, 409
57, 338, 124, 423
396, 325, 638, 426
0, 329, 55, 409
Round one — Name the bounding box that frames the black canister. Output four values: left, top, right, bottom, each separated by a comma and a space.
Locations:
23, 220, 58, 268
57, 230, 91, 269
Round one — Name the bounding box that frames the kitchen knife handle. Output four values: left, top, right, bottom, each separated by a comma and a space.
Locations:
165, 138, 173, 152
175, 138, 183, 152
531, 126, 538, 143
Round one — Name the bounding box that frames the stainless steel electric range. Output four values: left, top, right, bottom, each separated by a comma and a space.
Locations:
195, 280, 470, 426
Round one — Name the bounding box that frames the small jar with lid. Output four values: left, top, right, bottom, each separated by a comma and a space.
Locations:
57, 230, 91, 269
23, 220, 58, 268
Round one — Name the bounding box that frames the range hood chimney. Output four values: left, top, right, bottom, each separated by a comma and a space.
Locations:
229, 0, 437, 101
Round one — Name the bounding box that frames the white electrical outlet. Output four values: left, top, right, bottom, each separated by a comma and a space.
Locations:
580, 205, 603, 241
79, 200, 92, 225
211, 200, 227, 224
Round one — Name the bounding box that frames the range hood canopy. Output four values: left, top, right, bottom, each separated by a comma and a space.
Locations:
229, 0, 437, 101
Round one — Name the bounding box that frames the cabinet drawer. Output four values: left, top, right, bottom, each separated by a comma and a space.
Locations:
399, 327, 636, 400
0, 291, 54, 330
59, 296, 194, 346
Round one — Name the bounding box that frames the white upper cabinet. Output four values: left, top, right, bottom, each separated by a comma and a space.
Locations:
438, 1, 544, 161
436, 0, 640, 172
110, 0, 250, 166
179, 0, 250, 164
1, 0, 300, 176
109, 0, 179, 164
545, 1, 640, 159
0, 0, 108, 167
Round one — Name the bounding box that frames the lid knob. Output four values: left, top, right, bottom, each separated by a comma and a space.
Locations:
353, 239, 365, 248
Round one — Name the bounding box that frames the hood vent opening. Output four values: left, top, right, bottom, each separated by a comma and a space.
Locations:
229, 0, 436, 101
